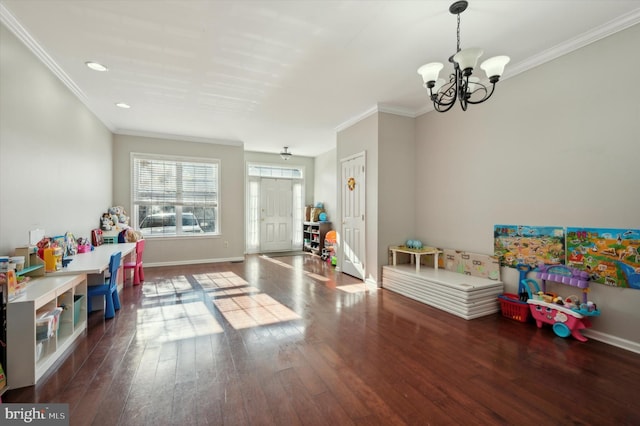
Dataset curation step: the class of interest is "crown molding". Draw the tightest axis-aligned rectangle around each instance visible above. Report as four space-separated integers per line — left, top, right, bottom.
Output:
334 105 378 133
506 7 640 79
115 129 244 147
335 103 417 133
377 104 416 118
0 4 116 132
0 4 84 100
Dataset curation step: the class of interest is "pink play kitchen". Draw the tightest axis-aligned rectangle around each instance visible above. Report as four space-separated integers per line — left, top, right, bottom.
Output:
499 265 600 341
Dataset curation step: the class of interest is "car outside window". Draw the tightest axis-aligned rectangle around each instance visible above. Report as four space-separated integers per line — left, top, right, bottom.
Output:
132 154 219 237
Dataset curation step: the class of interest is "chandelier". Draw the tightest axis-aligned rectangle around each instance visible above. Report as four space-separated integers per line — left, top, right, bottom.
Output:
417 1 509 112
280 146 292 160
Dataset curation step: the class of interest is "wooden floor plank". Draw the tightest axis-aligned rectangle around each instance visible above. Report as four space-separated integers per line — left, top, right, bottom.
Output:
3 253 639 426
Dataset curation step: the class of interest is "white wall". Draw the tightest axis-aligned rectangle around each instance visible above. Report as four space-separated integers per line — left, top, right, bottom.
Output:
113 134 245 265
415 23 640 346
0 24 112 254
378 112 416 279
314 149 337 223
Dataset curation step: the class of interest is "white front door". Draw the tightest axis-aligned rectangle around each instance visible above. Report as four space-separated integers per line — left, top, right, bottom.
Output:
260 178 293 252
341 153 365 280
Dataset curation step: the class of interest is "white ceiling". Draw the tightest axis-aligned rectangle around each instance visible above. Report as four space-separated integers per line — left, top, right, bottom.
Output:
2 1 640 157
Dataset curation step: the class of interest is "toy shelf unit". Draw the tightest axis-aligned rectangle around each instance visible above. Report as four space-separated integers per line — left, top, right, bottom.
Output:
7 274 87 389
303 222 331 255
524 265 600 342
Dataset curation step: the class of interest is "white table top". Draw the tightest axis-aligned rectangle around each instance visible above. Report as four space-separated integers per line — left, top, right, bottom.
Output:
9 274 86 309
49 243 136 275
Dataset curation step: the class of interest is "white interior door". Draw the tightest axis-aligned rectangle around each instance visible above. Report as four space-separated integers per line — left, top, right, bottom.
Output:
260 178 293 252
341 153 365 280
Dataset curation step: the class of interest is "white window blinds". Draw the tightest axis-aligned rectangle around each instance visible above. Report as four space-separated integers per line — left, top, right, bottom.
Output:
132 154 219 236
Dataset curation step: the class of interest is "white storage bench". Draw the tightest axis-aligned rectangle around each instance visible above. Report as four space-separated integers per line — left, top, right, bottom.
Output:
382 248 503 320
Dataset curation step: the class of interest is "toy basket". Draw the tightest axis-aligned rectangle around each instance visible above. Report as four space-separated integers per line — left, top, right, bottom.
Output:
498 293 530 323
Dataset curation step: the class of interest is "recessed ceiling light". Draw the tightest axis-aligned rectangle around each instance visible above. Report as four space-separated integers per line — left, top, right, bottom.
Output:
115 102 131 109
85 61 108 72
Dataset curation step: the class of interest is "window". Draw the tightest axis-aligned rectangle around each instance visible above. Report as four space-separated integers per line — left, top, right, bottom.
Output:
132 153 219 237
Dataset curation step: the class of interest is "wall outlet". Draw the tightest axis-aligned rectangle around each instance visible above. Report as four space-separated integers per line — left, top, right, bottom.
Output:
224 240 229 248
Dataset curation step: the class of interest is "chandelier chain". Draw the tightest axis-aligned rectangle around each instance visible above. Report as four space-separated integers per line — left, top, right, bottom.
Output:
456 13 461 53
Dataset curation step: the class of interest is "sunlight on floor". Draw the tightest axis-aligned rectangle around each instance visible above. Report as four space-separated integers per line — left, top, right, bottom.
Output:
142 276 195 296
194 271 250 288
337 283 369 293
140 271 304 334
135 301 224 342
213 293 301 329
260 255 330 282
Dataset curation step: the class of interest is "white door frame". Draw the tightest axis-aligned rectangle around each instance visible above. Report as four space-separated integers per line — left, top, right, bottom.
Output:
340 151 366 281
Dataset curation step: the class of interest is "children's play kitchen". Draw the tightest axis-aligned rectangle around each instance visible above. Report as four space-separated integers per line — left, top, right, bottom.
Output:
499 264 600 341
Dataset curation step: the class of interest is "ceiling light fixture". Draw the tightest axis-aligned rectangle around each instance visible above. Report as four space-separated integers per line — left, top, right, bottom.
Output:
417 1 509 112
280 146 292 160
115 102 131 109
85 61 108 72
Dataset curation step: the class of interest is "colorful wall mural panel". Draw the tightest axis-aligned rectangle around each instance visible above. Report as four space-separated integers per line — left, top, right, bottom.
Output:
567 227 640 289
494 225 565 269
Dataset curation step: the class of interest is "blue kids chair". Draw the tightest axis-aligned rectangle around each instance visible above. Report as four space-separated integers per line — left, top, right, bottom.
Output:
87 251 122 319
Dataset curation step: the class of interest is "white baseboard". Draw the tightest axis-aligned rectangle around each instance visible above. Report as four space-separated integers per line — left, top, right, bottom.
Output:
365 277 378 288
144 257 245 268
582 329 640 354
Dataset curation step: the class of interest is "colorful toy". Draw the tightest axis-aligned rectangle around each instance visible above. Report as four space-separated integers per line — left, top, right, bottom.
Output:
523 265 600 342
322 230 337 264
405 239 423 249
101 206 130 231
101 213 113 231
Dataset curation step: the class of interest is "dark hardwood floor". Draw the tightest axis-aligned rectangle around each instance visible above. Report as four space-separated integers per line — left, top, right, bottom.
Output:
4 253 640 425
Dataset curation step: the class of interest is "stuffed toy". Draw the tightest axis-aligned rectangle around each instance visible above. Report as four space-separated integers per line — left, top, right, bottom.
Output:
124 228 143 242
108 206 130 227
101 213 113 231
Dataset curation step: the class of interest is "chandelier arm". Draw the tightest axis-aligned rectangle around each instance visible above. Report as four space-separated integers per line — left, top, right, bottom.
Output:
436 86 457 106
456 70 469 111
431 74 458 112
458 95 468 111
466 82 496 105
434 100 458 113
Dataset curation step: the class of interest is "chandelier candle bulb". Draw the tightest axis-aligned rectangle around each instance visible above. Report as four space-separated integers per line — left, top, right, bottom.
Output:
452 47 484 74
418 62 444 86
480 55 511 82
